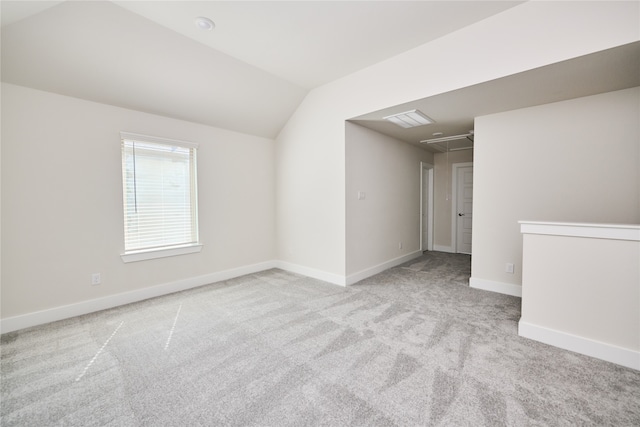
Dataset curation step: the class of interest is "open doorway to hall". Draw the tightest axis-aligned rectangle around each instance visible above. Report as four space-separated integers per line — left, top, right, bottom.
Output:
420 162 434 252
421 159 474 255
423 148 474 255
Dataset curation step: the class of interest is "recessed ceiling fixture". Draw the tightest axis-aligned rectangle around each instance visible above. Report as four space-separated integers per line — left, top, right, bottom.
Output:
420 132 474 144
194 16 215 31
383 109 434 128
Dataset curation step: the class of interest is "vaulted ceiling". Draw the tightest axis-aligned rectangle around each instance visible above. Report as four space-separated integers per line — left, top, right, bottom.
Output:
1 1 522 139
2 1 638 149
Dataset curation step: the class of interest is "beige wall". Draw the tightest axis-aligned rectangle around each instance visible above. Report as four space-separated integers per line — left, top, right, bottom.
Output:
521 233 639 352
433 149 474 251
472 87 640 291
519 222 640 369
1 83 276 319
276 1 639 278
345 123 433 276
274 90 347 276
3 1 639 324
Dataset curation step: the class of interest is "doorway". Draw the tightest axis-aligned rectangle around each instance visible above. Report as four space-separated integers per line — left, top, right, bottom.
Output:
452 162 473 254
420 162 434 252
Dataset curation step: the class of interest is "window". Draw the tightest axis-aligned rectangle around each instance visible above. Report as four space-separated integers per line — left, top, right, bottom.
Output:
120 132 201 262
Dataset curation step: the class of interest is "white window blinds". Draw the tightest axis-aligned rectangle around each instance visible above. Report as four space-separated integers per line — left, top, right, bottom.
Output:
121 133 199 253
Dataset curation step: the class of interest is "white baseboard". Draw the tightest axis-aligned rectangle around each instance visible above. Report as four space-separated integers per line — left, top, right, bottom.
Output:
1 253 429 334
273 261 347 286
469 277 522 297
519 320 640 371
345 250 423 286
433 245 455 253
0 261 277 334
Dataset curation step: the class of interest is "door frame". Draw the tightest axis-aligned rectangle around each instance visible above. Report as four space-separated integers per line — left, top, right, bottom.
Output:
451 162 473 253
420 162 434 252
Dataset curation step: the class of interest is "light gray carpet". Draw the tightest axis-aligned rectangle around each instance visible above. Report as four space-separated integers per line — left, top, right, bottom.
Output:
2 252 639 426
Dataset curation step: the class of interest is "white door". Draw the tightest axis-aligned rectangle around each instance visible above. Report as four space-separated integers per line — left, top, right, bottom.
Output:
456 166 473 254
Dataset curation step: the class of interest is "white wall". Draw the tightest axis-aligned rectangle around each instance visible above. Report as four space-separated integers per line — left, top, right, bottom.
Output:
275 1 639 279
472 87 640 294
274 90 347 278
519 222 640 369
3 1 639 326
522 233 639 351
345 123 433 277
1 83 276 320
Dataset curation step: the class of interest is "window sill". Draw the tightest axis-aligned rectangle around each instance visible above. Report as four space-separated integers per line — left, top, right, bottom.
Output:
121 244 203 263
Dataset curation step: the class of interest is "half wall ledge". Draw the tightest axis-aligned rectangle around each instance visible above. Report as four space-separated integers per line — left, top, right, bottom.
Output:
518 221 640 370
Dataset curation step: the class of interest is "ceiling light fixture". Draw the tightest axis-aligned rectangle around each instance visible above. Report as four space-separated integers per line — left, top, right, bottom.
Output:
420 133 474 144
383 109 434 128
194 16 215 31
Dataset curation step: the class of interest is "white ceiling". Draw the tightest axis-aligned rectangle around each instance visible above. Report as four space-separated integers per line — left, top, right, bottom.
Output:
112 1 523 89
1 1 306 139
0 1 63 27
0 0 522 139
350 41 640 151
2 1 637 148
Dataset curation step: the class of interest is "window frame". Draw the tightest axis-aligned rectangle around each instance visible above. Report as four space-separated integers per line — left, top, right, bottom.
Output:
119 131 202 263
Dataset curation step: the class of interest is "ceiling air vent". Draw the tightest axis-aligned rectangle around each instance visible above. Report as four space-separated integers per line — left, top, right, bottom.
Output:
383 109 434 128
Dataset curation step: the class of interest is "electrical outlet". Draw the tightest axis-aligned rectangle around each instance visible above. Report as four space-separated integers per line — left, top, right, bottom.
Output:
505 263 515 274
399 242 403 250
91 273 101 285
